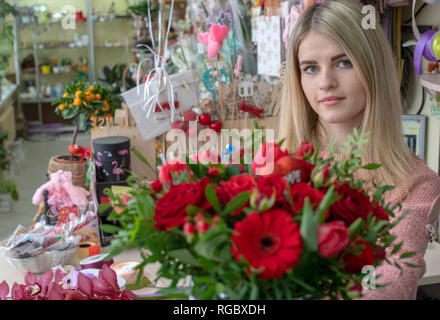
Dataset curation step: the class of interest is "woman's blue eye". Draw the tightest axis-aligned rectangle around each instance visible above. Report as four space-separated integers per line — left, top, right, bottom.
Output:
304 66 318 73
339 59 352 68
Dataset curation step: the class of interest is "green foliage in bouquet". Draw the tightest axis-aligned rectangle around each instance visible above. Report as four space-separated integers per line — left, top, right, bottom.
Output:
52 81 119 145
100 128 418 300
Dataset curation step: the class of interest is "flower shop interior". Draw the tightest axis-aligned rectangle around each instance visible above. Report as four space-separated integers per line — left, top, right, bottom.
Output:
1 0 440 301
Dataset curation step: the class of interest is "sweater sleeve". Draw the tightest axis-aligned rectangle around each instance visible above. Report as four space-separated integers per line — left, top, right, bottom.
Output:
360 161 440 300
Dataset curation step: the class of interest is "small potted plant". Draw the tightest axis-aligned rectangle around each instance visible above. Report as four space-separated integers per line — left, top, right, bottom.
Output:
0 130 19 213
49 81 119 188
61 57 72 73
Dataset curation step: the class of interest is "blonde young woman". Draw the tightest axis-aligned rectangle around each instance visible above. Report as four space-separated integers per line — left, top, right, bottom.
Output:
278 0 440 299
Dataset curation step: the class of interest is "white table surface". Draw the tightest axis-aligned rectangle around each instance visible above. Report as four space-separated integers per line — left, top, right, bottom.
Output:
1 242 439 297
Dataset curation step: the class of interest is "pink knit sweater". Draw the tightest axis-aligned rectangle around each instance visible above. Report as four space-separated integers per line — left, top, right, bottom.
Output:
320 151 440 300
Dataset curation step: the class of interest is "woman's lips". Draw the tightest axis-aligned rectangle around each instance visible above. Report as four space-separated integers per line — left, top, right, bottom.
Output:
320 98 345 106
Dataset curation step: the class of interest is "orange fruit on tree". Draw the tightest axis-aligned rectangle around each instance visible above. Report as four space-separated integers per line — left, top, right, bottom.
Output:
87 86 94 92
82 65 88 72
85 93 94 103
63 92 68 98
73 97 82 107
95 93 102 100
59 104 67 111
75 90 82 97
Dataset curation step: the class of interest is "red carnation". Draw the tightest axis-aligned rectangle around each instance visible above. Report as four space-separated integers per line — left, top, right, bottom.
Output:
217 174 256 215
158 159 193 186
290 182 326 214
252 142 288 176
154 182 203 230
231 210 303 280
343 239 376 273
255 174 289 210
329 183 376 225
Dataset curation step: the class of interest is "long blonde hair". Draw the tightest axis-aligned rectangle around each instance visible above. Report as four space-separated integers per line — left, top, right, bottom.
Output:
278 0 415 191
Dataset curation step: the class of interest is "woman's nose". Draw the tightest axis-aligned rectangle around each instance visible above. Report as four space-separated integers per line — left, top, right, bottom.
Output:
318 69 338 90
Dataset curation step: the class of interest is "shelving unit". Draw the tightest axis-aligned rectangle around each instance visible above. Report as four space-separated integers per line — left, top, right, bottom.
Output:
12 0 136 135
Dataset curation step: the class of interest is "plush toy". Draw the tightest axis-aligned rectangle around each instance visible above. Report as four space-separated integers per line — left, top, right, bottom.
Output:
32 170 89 216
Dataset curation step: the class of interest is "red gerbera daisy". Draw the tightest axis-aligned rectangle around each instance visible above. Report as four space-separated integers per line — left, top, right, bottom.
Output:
231 209 303 279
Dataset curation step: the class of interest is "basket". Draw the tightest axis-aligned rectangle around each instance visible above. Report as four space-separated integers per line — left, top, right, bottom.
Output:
48 155 89 189
6 245 79 274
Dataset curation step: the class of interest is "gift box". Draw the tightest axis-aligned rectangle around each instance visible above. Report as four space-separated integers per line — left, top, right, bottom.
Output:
93 136 131 183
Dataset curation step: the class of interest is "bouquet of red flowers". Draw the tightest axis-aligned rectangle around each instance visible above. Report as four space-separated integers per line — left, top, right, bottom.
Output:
101 129 417 300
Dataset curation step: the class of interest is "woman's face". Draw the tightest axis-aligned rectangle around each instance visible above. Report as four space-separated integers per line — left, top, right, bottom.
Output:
298 31 367 128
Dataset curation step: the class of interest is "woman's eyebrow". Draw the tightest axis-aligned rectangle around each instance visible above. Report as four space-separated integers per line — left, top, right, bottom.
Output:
299 53 347 66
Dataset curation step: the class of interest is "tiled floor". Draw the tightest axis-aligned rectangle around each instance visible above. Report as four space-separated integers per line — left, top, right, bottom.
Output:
0 132 90 240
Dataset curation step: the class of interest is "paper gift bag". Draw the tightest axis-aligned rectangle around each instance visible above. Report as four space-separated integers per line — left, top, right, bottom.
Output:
257 16 282 77
121 70 199 141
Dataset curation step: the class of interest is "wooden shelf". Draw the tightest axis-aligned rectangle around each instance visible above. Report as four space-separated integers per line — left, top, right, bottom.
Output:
420 73 440 92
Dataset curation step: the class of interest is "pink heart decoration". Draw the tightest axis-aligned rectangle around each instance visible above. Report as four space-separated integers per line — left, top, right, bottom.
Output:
207 39 221 59
197 32 209 46
210 24 229 43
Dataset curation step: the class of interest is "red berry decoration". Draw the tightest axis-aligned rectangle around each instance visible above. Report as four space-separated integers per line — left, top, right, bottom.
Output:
209 120 222 133
199 113 212 125
174 101 180 109
184 110 198 122
161 102 170 110
171 120 187 131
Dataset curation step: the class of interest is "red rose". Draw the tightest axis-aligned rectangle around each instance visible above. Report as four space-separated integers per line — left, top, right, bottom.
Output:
371 200 390 221
149 180 163 193
252 142 288 176
154 182 203 231
293 141 315 159
329 183 376 225
317 221 349 258
290 182 326 214
158 159 193 186
343 239 376 273
255 174 289 210
217 174 256 215
273 156 314 183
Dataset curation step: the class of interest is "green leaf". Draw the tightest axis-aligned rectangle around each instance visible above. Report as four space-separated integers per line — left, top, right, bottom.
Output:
99 203 112 213
205 184 221 214
300 198 318 252
100 224 122 234
362 163 382 170
404 262 422 268
348 218 364 239
316 184 336 224
193 225 231 262
168 249 202 267
400 251 417 259
224 164 241 179
221 191 250 216
131 147 157 178
277 138 285 148
391 242 403 255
